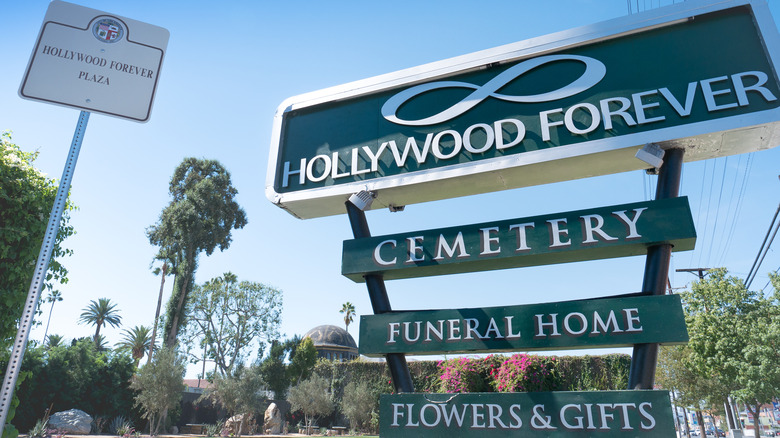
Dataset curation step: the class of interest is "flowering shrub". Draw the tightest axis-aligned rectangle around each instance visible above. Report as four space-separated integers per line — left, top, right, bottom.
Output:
490 354 558 392
437 357 484 393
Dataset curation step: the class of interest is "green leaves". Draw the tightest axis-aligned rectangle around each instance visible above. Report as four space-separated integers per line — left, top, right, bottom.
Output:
0 131 75 353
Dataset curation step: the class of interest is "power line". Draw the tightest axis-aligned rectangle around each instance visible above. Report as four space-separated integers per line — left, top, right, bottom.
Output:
745 203 780 289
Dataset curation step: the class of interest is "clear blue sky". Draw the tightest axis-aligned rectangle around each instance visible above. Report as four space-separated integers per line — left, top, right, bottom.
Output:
3 0 780 378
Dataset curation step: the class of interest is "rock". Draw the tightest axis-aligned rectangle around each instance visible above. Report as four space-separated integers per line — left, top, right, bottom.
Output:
263 403 282 435
48 409 92 435
225 414 252 435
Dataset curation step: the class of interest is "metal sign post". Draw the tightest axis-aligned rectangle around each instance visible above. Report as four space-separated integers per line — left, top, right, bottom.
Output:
628 148 684 389
346 196 414 394
0 111 90 434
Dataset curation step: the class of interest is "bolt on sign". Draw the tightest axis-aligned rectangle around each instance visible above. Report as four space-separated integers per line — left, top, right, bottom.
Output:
381 391 675 437
342 197 695 282
19 0 169 122
267 0 780 219
358 294 688 356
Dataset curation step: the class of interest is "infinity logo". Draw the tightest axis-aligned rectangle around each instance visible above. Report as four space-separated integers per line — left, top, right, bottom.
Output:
381 54 607 126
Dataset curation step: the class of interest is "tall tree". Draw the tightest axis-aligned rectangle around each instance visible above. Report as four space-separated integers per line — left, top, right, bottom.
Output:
182 272 282 375
147 158 247 348
116 325 153 368
42 290 63 344
147 261 170 365
340 302 355 332
78 298 122 347
0 132 74 353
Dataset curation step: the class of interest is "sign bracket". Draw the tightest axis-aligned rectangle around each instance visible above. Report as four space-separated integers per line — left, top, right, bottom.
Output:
628 147 684 390
346 197 415 393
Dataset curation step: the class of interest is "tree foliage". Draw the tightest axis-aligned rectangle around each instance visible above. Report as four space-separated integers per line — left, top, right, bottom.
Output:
680 268 780 436
339 302 355 333
147 158 247 348
116 325 153 368
78 297 122 347
288 375 334 433
9 339 137 432
201 366 265 437
288 337 317 386
0 131 74 353
131 347 186 435
341 380 375 432
182 272 282 376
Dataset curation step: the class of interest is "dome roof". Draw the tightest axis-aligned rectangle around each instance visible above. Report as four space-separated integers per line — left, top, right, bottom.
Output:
304 325 357 350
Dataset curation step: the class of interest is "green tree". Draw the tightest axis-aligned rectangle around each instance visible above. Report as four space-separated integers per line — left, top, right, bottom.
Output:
45 334 63 348
288 375 334 434
201 366 264 437
340 302 355 333
78 298 122 347
147 158 247 348
287 337 317 386
9 339 136 432
0 131 74 352
258 340 291 399
681 268 780 436
131 347 186 435
341 380 375 432
182 272 282 375
116 325 153 368
42 291 63 344
147 261 170 365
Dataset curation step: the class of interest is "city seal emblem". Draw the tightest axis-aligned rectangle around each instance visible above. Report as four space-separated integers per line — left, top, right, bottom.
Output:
92 17 124 43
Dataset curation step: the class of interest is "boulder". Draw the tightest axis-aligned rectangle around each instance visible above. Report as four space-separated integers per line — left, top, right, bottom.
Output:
263 403 282 435
48 409 92 435
225 414 252 435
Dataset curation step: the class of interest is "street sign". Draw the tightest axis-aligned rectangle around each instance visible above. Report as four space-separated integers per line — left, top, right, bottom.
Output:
19 0 169 122
358 295 688 356
342 197 695 282
267 0 780 219
380 390 675 437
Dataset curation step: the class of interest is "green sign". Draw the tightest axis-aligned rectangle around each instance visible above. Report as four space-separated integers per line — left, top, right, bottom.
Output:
381 390 675 437
267 1 780 218
342 197 695 282
359 294 687 357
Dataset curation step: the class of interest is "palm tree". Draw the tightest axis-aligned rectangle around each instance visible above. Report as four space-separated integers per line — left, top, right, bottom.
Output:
46 334 63 348
78 297 122 347
340 302 356 333
148 261 170 365
43 290 63 343
116 325 153 367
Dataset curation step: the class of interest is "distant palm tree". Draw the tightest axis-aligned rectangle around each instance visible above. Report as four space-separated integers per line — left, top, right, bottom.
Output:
340 302 356 333
43 290 63 343
46 334 63 348
94 334 110 352
116 325 153 367
78 297 122 347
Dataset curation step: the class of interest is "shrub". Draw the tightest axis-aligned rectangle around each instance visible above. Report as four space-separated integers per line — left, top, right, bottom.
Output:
490 354 558 392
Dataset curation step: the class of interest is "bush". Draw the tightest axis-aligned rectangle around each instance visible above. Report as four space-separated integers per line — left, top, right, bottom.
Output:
340 381 375 431
9 339 137 432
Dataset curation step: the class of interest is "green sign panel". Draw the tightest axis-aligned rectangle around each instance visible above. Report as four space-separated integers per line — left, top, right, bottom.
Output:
267 1 780 218
359 294 687 357
342 197 695 282
381 390 675 437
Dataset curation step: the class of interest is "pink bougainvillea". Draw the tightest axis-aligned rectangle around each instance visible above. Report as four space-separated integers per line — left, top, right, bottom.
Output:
490 354 558 393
